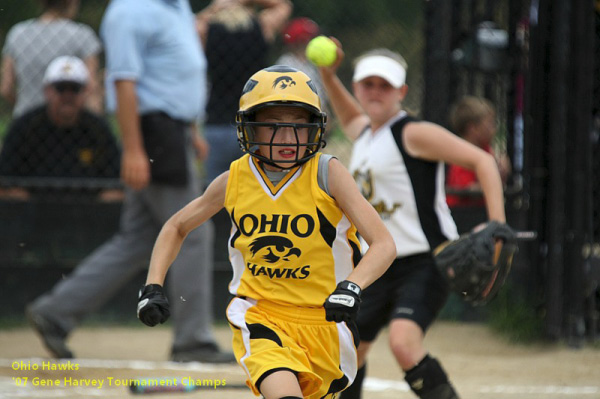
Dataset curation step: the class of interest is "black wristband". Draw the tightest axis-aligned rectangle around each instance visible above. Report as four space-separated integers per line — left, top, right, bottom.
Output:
139 284 163 298
338 280 362 297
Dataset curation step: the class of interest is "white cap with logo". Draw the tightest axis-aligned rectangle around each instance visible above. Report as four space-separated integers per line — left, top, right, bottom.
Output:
43 56 89 86
352 55 406 88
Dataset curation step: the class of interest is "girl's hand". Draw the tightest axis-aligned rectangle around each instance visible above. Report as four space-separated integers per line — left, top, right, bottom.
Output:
319 37 345 76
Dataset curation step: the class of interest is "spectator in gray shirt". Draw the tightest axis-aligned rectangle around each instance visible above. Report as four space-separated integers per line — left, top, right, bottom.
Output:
0 0 102 117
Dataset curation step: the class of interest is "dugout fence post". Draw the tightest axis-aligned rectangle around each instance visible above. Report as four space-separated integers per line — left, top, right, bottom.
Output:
501 0 530 300
543 0 570 341
564 0 596 346
523 0 551 328
592 2 600 341
423 0 454 126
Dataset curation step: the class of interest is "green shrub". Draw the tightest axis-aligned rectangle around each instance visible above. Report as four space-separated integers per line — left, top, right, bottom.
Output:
486 284 544 343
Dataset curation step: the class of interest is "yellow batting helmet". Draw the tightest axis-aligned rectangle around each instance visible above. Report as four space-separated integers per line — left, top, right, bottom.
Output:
236 65 326 168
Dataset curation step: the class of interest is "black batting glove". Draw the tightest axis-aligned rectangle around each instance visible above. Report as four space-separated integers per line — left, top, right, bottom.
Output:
137 284 170 327
324 280 362 323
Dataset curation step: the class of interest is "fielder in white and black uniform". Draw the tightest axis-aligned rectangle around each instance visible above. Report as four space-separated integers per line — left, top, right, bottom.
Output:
320 44 508 399
348 111 459 398
350 110 458 259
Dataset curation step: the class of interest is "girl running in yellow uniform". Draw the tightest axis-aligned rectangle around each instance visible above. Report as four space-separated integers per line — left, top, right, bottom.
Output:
137 65 396 399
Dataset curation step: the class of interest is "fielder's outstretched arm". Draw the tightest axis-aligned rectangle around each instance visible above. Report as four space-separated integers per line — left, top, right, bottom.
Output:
402 121 506 223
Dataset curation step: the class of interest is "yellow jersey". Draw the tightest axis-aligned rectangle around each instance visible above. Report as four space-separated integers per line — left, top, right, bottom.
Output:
224 153 361 307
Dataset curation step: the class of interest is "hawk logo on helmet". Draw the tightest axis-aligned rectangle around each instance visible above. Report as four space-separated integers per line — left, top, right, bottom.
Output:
272 76 296 90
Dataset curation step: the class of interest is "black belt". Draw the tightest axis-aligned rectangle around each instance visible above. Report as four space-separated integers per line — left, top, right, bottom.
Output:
141 111 190 127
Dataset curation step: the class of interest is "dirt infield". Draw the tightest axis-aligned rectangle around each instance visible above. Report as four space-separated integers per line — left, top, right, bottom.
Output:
0 321 599 399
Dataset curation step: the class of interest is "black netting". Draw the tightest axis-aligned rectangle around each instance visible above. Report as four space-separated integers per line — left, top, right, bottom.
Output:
0 0 427 197
593 10 600 246
1 1 118 203
425 0 599 341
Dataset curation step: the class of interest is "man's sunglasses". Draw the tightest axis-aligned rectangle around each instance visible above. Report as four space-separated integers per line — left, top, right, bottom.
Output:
53 82 84 94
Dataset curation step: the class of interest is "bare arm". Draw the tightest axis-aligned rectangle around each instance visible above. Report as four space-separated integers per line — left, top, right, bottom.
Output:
403 121 506 222
115 79 150 190
327 158 396 289
195 2 218 46
146 171 229 285
251 0 292 42
318 38 370 141
0 56 16 106
0 187 30 201
191 123 209 161
83 54 103 113
196 0 291 46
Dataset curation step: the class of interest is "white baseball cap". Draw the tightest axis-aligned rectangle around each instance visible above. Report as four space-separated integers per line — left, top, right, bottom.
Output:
43 56 89 86
352 55 406 88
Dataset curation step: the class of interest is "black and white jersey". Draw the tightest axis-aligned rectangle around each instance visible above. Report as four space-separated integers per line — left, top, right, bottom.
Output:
348 111 458 258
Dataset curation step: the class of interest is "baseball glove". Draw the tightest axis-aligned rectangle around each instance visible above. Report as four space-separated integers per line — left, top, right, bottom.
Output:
434 221 518 306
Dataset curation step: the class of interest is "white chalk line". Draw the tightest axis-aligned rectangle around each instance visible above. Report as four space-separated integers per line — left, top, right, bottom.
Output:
364 378 599 395
479 385 600 395
1 378 598 397
364 377 410 392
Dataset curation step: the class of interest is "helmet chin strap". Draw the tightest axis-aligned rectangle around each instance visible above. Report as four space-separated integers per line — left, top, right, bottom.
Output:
261 160 299 171
259 155 308 171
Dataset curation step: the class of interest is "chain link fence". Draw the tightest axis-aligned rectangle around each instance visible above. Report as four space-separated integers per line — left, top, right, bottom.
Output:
0 0 425 247
2 0 598 339
0 0 430 319
0 0 426 183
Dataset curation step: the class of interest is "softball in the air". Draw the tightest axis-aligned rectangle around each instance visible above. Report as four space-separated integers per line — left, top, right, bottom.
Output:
305 36 337 67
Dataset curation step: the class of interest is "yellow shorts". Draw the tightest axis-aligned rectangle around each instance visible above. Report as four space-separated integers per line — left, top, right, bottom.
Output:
226 297 359 399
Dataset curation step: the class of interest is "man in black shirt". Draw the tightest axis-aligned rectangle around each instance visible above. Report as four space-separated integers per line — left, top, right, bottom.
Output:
0 56 120 200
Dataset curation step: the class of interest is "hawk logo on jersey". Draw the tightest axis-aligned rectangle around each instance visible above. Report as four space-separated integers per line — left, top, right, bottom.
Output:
353 169 373 201
235 213 314 279
371 200 402 219
353 169 401 219
248 236 302 264
245 235 309 279
272 76 296 90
